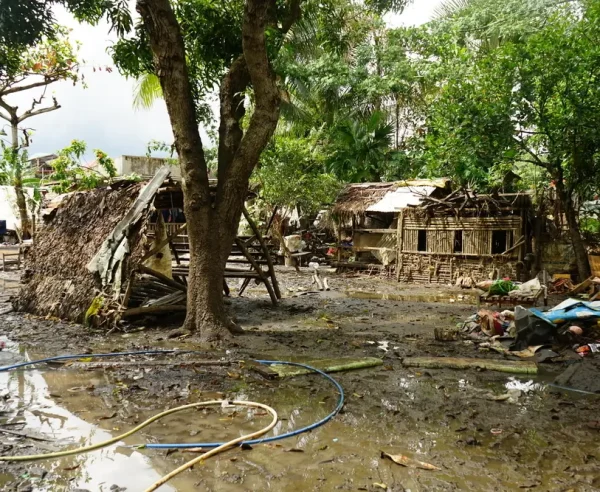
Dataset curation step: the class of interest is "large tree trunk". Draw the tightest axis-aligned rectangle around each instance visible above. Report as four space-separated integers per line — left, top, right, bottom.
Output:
138 0 284 343
555 177 591 281
183 208 237 341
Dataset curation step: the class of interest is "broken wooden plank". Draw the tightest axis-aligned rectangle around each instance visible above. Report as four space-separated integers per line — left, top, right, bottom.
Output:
569 276 594 295
268 357 383 378
402 356 537 375
241 360 279 380
139 264 187 292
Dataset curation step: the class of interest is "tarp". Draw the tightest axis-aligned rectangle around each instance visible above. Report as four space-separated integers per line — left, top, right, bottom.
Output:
366 186 436 212
530 298 600 324
0 186 35 231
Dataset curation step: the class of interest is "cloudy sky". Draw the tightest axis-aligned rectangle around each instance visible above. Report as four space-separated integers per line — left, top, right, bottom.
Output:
4 0 441 161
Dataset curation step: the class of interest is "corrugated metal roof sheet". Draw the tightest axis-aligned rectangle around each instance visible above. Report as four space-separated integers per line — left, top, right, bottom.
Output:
366 186 435 213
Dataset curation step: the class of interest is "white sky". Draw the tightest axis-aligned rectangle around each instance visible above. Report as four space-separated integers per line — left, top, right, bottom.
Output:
4 0 442 160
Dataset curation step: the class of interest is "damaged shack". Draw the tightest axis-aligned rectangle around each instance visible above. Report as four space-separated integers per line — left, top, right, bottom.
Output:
332 180 533 284
18 168 280 325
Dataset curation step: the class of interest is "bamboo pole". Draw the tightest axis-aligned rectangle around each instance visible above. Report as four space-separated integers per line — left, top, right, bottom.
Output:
396 209 404 282
402 357 537 375
269 357 383 377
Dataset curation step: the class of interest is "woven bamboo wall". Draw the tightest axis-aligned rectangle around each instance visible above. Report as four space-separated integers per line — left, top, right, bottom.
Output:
402 215 522 257
396 253 518 283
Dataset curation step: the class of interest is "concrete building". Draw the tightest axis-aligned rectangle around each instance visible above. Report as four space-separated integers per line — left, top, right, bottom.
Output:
114 155 180 180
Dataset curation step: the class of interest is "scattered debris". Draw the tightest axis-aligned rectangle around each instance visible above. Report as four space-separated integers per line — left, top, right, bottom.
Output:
381 451 441 470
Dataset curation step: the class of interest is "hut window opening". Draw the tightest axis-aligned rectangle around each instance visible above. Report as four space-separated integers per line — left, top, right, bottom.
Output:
417 230 427 252
453 230 463 253
491 230 508 254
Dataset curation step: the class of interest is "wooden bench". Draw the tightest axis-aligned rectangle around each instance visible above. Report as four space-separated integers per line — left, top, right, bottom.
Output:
0 248 22 271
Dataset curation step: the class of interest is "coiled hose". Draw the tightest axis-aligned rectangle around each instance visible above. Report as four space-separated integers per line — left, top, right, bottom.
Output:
0 351 345 491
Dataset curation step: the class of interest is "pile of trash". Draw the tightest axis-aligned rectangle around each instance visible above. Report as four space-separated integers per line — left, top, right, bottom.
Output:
455 298 600 359
462 309 516 338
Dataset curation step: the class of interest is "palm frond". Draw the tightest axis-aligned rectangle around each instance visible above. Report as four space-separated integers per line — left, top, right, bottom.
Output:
432 0 471 19
133 73 163 110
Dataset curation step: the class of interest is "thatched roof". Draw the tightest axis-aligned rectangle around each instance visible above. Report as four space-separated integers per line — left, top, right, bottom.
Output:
17 182 143 322
332 179 451 216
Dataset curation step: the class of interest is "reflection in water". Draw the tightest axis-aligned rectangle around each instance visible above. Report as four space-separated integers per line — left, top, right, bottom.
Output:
0 362 178 491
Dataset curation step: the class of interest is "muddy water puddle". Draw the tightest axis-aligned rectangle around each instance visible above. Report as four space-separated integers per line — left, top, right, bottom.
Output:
345 289 478 304
2 343 599 491
0 345 197 491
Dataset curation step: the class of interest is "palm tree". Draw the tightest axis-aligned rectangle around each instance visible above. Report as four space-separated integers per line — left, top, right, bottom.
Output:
327 111 393 182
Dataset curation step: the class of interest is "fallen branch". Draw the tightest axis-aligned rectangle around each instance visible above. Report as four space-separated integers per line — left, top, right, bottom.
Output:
402 356 537 375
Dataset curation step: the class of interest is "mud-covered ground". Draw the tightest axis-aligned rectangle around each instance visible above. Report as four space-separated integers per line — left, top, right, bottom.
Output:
1 268 599 492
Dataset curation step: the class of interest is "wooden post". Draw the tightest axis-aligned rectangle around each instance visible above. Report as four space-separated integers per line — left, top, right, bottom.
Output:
140 223 187 263
396 209 404 281
241 207 281 300
121 272 135 309
337 223 342 263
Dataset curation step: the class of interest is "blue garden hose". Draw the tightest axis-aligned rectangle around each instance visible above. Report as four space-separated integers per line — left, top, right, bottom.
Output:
0 351 345 449
143 359 344 449
0 349 184 372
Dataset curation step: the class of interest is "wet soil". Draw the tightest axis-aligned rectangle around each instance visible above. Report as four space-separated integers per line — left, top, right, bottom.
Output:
1 268 600 491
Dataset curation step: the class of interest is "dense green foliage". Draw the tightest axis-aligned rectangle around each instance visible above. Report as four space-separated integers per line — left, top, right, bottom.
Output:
50 140 118 193
255 135 340 213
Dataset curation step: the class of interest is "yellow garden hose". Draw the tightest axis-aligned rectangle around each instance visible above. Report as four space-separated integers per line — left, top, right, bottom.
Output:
145 400 278 491
0 400 278 491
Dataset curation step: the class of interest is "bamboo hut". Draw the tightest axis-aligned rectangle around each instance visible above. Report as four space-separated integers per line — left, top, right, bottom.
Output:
331 180 533 284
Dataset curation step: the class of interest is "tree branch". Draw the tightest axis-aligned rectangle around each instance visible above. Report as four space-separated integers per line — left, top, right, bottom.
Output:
512 136 549 169
0 98 17 122
2 75 61 96
217 0 282 221
217 56 249 181
136 0 210 207
0 110 11 122
280 0 302 35
18 97 60 123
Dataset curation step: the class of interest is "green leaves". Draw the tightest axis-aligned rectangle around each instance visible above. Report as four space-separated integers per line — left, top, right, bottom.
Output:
50 140 117 193
255 135 341 214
